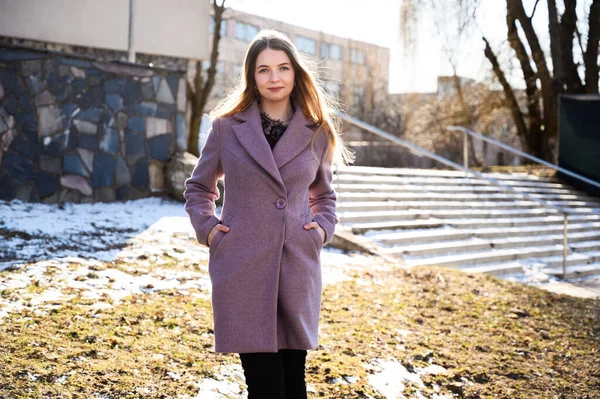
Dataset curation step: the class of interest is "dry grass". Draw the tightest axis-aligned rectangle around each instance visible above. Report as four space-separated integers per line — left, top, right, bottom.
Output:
1 258 599 398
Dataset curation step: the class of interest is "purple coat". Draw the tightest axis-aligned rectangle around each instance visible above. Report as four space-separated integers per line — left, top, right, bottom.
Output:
183 101 338 353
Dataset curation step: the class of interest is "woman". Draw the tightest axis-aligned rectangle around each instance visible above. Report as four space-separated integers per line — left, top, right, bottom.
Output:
183 29 352 398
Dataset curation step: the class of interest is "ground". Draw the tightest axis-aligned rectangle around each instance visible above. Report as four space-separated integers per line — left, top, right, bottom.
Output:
1 198 599 398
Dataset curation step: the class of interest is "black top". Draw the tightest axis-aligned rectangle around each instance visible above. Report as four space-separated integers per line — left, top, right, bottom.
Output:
260 110 290 149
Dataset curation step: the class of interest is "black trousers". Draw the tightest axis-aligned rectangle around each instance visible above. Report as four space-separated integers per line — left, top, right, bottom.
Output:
239 349 308 399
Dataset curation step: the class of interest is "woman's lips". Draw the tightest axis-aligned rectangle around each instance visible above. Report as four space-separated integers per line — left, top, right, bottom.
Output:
268 87 284 92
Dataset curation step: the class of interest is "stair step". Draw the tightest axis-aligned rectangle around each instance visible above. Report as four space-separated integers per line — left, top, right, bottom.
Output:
338 210 424 223
337 200 545 211
369 228 472 245
542 263 600 279
489 231 600 250
471 224 600 240
337 191 600 205
441 214 600 229
334 174 567 190
403 245 566 268
346 214 600 233
381 238 491 257
340 208 559 223
350 219 446 233
462 262 525 276
571 241 600 252
335 166 560 183
333 183 580 196
582 250 600 262
520 252 593 268
369 224 600 246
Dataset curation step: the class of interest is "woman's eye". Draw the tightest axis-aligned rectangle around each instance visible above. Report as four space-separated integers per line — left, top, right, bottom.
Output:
281 66 289 71
259 68 268 73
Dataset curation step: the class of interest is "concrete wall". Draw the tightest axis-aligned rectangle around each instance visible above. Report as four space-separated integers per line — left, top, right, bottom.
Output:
0 0 210 60
134 0 210 60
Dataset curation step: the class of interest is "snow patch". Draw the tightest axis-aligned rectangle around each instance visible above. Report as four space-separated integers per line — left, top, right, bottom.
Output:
366 358 450 399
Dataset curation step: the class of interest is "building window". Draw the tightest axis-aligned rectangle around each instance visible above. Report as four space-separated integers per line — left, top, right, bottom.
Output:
235 21 259 42
320 42 329 59
351 48 365 64
209 16 227 36
295 36 316 55
330 44 342 60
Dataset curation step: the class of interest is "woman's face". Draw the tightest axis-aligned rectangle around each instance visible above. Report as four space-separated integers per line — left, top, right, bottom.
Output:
253 48 295 105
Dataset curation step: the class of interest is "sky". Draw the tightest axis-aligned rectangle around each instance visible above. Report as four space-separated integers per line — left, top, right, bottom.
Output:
225 0 593 94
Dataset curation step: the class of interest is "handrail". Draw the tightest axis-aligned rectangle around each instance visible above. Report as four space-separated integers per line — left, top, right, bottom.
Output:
338 112 600 279
447 125 600 190
340 113 568 214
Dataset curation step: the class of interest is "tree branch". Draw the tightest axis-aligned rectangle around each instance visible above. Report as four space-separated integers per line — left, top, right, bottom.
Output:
507 8 541 131
200 0 226 111
530 0 541 19
482 36 529 151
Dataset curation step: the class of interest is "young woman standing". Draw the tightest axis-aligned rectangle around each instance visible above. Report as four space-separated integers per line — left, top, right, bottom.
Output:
184 29 352 398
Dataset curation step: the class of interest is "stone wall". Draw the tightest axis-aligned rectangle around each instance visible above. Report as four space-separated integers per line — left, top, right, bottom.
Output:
0 46 187 203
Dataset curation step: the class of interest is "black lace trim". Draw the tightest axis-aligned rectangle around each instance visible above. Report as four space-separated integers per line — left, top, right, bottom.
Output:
260 111 289 141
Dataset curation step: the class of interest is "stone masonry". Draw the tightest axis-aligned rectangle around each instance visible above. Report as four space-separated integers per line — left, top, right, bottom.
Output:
0 46 187 203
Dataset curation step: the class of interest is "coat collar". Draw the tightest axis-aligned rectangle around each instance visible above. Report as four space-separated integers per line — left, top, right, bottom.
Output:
231 100 317 186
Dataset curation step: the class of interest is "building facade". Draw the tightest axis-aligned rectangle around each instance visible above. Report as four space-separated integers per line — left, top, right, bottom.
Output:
204 8 390 115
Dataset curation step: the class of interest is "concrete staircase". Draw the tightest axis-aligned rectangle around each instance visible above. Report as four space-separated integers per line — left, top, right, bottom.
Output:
334 166 600 280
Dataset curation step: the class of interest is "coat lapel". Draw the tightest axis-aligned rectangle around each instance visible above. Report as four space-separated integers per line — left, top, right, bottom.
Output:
232 102 284 186
231 101 318 186
272 101 317 169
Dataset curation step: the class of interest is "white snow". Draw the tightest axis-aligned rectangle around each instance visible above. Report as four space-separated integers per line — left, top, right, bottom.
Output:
0 198 365 324
0 198 481 398
192 364 246 399
366 358 451 399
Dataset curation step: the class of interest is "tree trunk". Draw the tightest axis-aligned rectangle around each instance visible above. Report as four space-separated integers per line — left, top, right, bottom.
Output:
584 0 600 93
187 0 226 156
483 36 529 154
507 0 555 160
560 0 583 93
506 8 544 159
188 60 204 157
547 0 564 91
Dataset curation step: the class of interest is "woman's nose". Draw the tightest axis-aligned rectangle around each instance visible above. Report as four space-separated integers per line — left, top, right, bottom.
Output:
270 72 280 82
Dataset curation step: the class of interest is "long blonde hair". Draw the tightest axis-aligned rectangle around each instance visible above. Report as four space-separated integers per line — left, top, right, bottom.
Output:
210 29 353 165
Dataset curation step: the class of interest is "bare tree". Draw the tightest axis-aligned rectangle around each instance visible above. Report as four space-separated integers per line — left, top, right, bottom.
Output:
187 0 226 157
401 0 600 161
399 80 511 167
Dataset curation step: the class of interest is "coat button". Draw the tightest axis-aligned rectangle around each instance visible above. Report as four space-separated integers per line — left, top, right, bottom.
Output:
275 198 286 209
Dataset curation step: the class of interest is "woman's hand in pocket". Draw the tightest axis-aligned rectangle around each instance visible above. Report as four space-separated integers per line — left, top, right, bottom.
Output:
208 223 230 246
303 221 325 243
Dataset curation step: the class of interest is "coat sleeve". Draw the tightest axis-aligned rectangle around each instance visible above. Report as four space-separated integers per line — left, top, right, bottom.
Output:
183 118 223 247
309 138 339 245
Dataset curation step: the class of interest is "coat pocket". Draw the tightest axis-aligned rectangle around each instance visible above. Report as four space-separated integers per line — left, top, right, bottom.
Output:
209 230 226 256
209 214 233 257
307 226 323 250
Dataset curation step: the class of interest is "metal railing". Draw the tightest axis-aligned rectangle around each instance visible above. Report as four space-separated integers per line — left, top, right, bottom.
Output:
447 126 600 190
340 113 600 279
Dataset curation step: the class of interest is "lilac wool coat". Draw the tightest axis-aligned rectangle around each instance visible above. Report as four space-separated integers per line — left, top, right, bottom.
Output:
183 101 338 354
